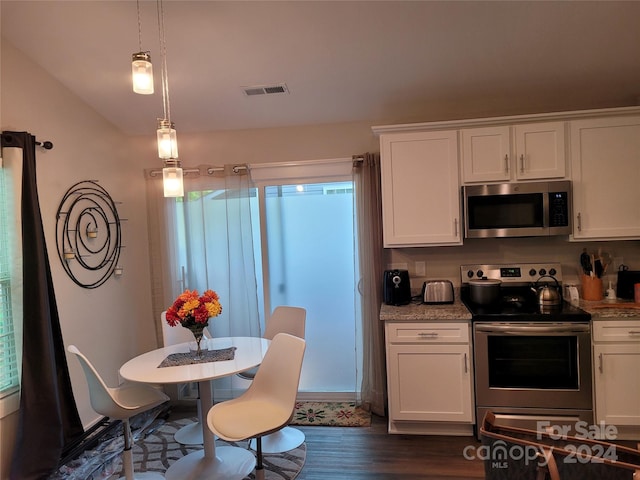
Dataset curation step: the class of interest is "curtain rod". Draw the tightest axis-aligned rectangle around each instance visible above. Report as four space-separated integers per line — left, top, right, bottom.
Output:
36 140 54 150
1 132 54 150
147 165 247 177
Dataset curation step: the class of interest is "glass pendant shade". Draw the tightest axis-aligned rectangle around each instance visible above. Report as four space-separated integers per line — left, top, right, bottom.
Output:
132 52 154 94
163 166 184 197
157 120 178 159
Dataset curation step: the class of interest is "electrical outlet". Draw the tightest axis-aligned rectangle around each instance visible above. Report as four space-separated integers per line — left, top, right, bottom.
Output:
415 261 426 277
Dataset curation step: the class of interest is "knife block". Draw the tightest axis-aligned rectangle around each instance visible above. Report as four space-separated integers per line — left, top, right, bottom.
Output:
581 275 603 301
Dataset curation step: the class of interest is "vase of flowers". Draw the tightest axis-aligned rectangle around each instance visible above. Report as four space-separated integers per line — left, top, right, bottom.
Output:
165 289 222 357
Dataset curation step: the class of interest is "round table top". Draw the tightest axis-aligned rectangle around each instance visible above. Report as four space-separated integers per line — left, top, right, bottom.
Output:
119 336 270 385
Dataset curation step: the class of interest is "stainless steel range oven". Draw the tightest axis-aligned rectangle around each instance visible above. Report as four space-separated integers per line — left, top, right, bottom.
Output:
461 263 593 435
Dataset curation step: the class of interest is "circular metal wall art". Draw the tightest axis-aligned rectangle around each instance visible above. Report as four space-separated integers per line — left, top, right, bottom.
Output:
56 180 123 289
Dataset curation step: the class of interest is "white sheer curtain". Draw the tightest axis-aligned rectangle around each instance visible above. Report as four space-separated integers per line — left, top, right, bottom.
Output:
145 165 261 346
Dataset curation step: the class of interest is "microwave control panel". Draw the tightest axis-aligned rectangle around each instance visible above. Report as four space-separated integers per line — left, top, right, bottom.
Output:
549 191 569 227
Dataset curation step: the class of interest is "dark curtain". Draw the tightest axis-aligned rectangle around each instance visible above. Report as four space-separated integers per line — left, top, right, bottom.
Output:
2 132 83 480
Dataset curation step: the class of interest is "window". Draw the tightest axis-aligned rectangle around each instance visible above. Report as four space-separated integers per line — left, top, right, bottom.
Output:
0 164 20 404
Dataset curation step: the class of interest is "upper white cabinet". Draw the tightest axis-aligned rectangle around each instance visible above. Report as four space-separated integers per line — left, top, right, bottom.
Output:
461 122 566 183
570 115 640 240
380 130 462 247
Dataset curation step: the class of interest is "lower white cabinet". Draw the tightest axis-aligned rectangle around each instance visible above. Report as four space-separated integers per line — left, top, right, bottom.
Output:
385 321 474 435
592 320 640 439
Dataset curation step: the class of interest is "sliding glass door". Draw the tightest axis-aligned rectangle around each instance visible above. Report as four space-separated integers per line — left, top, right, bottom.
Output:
261 182 359 393
170 163 361 398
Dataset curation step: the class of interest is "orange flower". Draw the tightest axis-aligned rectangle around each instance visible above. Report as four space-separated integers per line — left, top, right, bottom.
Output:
165 289 222 328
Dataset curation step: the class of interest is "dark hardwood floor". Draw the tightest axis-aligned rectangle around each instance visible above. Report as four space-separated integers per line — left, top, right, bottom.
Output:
167 405 485 479
294 414 485 479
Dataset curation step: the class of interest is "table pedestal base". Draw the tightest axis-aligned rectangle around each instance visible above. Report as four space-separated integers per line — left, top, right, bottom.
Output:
164 446 255 480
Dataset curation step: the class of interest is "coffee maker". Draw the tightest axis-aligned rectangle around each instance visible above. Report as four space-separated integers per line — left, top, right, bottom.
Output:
383 269 411 306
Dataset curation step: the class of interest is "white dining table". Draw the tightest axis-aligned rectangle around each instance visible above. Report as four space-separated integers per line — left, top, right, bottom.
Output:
119 336 270 480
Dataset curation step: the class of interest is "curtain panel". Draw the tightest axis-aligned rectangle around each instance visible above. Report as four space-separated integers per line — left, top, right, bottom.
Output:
353 153 386 417
145 165 261 346
2 132 83 479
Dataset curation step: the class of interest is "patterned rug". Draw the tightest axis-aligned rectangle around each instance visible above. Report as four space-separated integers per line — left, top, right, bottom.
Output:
290 401 371 427
50 416 305 480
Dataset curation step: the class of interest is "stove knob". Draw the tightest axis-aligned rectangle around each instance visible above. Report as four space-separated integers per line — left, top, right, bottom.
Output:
549 268 557 276
529 268 537 277
476 270 484 278
467 270 474 278
539 268 547 276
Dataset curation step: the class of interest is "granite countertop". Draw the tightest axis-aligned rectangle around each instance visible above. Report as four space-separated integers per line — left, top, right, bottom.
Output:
380 295 472 322
578 299 640 320
380 295 640 322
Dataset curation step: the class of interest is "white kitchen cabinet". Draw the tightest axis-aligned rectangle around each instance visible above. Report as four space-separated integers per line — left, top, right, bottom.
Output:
380 130 461 247
461 122 566 183
385 321 474 435
570 115 640 240
592 320 640 439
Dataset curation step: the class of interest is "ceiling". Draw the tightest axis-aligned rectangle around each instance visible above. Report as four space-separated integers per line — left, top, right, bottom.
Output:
2 1 640 137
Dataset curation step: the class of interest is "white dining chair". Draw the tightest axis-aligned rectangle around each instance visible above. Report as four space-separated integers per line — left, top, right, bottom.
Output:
238 306 306 453
160 311 204 445
67 345 169 480
207 333 306 480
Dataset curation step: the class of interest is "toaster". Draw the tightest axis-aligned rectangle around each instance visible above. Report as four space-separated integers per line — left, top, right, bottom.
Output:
422 280 454 304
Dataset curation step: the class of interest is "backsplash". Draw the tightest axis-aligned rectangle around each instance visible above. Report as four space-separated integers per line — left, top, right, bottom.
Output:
385 237 640 291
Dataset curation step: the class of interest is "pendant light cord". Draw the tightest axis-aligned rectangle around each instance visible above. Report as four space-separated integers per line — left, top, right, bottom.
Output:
157 0 171 123
136 0 143 52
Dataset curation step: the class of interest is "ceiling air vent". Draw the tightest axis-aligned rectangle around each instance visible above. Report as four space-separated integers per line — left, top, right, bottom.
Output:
242 83 289 96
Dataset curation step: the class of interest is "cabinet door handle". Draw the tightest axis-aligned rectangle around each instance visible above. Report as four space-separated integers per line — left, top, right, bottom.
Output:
464 353 468 373
454 218 459 237
577 212 582 231
629 331 640 336
504 154 509 174
520 154 525 173
598 353 603 373
417 332 438 338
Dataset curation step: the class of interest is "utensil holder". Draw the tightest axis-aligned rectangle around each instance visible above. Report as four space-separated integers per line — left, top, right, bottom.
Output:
581 275 603 301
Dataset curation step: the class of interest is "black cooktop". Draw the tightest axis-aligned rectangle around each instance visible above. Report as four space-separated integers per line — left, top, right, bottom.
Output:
460 286 591 322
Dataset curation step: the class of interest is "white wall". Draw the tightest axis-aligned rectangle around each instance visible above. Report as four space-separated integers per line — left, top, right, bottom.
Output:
0 39 158 478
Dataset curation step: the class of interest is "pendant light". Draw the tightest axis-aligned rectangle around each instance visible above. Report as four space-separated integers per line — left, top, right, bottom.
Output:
156 0 182 197
162 160 184 197
132 0 153 94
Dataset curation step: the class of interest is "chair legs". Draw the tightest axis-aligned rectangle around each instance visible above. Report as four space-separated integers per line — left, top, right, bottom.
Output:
254 437 265 480
119 418 164 480
174 390 204 445
248 426 305 453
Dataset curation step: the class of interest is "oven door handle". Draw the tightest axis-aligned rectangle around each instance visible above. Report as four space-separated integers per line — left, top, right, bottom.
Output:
475 324 590 334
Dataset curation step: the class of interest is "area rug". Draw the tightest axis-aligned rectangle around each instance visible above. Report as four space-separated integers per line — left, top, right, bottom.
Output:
50 416 305 480
290 401 371 427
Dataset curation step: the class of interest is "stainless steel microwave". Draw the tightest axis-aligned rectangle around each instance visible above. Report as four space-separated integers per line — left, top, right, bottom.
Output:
463 180 572 238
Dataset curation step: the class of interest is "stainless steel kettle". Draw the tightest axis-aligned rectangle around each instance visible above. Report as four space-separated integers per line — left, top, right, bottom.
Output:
531 275 563 307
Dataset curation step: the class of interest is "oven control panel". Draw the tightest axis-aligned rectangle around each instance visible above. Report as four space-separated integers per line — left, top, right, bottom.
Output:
460 263 563 285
